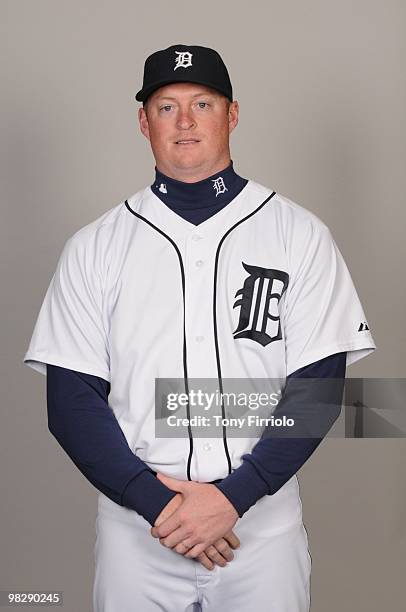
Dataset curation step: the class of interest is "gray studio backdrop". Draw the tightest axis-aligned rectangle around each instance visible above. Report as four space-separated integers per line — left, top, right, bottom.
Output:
2 1 405 611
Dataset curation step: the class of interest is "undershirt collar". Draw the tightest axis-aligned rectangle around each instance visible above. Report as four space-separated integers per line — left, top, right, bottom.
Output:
151 160 248 225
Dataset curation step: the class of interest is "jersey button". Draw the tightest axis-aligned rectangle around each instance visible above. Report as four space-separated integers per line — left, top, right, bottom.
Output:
203 443 212 451
192 234 202 241
195 335 204 342
195 259 204 267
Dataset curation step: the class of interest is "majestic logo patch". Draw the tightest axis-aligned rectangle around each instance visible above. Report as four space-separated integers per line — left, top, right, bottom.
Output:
174 51 193 70
212 176 228 197
358 321 370 331
158 183 167 194
233 263 289 347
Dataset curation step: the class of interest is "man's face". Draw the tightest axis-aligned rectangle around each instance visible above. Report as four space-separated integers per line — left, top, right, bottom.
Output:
138 82 239 181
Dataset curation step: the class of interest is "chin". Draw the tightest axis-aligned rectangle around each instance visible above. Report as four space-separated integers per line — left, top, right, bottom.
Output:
173 155 205 169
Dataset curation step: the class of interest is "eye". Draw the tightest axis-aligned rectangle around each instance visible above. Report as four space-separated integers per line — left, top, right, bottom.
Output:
197 101 209 109
160 105 173 112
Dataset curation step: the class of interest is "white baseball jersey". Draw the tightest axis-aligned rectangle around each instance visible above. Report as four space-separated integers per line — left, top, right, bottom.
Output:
23 179 376 536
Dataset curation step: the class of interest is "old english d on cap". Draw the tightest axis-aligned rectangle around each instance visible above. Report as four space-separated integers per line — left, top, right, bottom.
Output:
135 44 233 103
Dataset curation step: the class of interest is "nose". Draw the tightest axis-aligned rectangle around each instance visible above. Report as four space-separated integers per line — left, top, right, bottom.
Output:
176 106 196 130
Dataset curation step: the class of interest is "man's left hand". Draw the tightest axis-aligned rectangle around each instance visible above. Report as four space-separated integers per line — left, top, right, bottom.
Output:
150 473 239 559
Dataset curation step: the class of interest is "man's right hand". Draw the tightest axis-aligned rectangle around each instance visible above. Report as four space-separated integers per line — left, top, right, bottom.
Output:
154 493 240 570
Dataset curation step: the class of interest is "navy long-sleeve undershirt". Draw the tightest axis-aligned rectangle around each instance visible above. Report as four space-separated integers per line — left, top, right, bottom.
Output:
214 352 347 516
46 365 177 526
46 352 346 526
45 163 347 525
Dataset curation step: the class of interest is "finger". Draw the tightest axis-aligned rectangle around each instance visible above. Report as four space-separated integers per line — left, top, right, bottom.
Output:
205 545 228 567
151 512 183 538
212 539 234 562
223 530 241 549
154 512 170 528
156 473 186 493
174 539 195 555
196 552 214 571
159 527 190 549
185 542 206 559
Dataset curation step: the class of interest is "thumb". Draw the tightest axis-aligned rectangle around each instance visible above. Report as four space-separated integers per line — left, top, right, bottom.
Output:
156 473 187 493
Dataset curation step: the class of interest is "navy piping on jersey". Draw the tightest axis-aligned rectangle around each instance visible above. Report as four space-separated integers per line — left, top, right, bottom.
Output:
212 191 277 474
125 191 277 480
124 200 194 480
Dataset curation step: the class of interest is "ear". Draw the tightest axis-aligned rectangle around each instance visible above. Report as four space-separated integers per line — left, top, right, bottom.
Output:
138 106 151 141
228 100 239 134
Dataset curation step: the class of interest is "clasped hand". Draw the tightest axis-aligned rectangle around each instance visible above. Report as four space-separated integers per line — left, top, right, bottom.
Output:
150 473 240 570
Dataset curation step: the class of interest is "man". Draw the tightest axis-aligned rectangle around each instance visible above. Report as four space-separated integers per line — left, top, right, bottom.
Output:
23 44 376 611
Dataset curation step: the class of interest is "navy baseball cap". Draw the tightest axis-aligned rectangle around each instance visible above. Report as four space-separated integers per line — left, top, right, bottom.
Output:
135 44 233 104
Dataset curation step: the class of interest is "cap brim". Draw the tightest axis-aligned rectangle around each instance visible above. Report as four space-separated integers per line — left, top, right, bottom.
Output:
135 77 231 102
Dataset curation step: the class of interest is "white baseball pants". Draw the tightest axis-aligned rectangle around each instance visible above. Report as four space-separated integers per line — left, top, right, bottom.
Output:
93 494 311 612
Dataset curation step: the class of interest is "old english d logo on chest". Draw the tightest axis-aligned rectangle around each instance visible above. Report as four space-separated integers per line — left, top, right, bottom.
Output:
233 263 289 346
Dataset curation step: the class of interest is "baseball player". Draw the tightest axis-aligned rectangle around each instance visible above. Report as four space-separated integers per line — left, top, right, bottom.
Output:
23 44 376 611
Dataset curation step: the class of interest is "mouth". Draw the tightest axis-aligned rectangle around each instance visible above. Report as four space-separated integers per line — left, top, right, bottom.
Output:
175 139 200 145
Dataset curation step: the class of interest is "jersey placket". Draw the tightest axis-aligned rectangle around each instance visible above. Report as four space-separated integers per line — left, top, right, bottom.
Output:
142 184 278 483
183 225 229 483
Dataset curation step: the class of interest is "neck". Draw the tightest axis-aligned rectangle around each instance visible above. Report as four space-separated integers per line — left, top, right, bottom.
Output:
150 159 249 225
155 157 232 183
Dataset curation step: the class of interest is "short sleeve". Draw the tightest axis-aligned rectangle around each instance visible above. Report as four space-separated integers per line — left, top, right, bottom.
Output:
282 217 376 376
23 230 111 381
